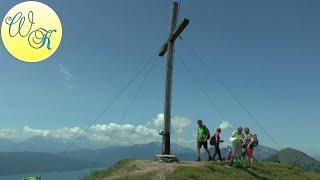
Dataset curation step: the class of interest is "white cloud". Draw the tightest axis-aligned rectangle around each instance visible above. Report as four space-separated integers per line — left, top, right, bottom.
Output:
4 123 160 145
135 125 158 137
88 123 159 145
219 121 232 130
90 123 135 133
0 114 194 149
20 122 160 145
22 126 86 143
89 134 111 143
153 114 163 128
58 64 72 80
153 113 191 133
58 64 72 88
23 126 51 136
52 127 86 140
0 129 18 140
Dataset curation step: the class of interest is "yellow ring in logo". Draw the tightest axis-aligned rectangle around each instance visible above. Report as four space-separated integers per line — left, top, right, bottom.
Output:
1 1 62 63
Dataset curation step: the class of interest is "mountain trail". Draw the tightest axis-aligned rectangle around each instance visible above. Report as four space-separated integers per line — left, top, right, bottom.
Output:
104 160 212 180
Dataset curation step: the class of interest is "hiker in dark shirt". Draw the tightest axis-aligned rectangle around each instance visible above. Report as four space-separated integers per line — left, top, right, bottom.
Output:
212 128 223 161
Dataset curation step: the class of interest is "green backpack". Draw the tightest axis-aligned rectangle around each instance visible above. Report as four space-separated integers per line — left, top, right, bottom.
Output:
233 157 243 168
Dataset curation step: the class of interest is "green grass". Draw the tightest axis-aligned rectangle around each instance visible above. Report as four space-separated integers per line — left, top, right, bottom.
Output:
171 162 320 180
84 160 320 180
83 159 135 180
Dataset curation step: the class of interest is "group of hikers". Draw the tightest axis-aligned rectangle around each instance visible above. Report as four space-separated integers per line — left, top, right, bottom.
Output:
196 120 258 168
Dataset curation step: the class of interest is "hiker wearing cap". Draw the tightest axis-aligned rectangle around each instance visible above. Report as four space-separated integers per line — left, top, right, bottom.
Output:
211 128 223 161
243 127 250 141
196 120 211 161
230 127 244 165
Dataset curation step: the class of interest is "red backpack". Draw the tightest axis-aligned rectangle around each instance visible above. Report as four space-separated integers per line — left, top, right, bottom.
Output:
210 133 218 145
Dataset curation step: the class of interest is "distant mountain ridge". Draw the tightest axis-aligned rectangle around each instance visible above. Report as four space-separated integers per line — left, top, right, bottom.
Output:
264 148 320 173
1 137 319 162
0 137 82 153
62 142 195 167
315 155 320 161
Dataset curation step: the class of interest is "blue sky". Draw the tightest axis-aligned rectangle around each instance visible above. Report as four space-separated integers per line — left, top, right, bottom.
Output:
0 0 320 156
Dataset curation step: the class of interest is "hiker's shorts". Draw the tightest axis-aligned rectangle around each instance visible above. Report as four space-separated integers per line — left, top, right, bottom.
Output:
246 147 253 159
197 140 208 149
232 144 242 157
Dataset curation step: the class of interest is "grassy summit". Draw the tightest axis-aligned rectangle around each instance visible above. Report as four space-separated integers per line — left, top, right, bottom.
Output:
84 159 320 180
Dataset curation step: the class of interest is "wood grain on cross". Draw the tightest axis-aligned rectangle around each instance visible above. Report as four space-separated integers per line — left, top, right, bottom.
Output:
158 2 189 156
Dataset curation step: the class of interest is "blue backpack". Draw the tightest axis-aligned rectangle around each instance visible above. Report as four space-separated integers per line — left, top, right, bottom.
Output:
252 134 259 147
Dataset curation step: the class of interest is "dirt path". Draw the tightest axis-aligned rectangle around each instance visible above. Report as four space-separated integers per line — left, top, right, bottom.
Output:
104 160 215 180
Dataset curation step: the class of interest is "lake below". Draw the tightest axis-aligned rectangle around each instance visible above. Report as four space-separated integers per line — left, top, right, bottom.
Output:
0 167 104 180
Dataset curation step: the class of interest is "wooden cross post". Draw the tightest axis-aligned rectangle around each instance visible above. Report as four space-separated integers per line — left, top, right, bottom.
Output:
158 2 189 157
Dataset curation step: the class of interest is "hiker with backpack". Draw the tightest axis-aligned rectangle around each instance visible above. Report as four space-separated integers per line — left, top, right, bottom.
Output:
245 133 256 168
229 127 244 166
196 120 212 161
243 127 250 157
210 128 224 161
243 129 258 168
